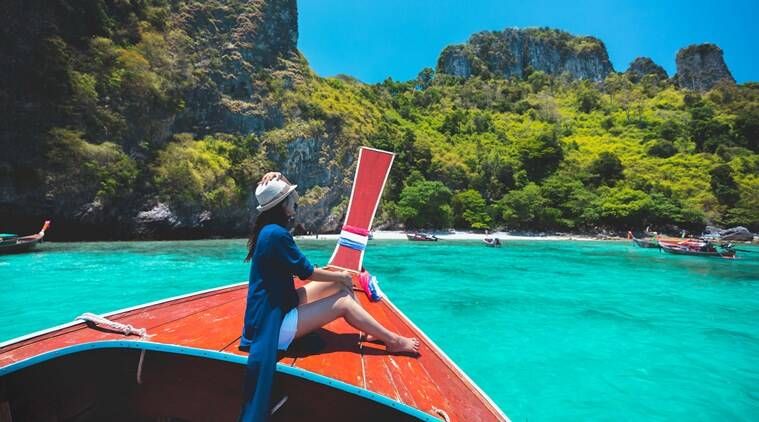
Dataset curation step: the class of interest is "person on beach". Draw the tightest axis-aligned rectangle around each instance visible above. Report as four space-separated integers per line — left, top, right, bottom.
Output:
239 171 419 421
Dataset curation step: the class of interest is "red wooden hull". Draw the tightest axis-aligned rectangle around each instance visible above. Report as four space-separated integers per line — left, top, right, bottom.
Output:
0 282 508 421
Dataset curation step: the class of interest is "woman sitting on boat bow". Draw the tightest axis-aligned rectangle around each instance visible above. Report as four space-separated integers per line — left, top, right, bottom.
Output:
240 172 419 421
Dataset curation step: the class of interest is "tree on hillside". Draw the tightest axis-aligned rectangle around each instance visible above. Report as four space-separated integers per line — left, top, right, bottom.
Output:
576 81 602 113
588 152 624 186
733 105 759 152
45 128 138 210
153 134 238 212
617 85 644 123
416 67 435 90
452 189 492 229
496 183 560 229
687 101 732 152
591 186 654 227
397 179 453 228
658 120 682 142
519 130 563 181
440 108 468 135
647 140 677 158
528 70 550 93
374 127 433 199
603 73 631 108
710 164 740 207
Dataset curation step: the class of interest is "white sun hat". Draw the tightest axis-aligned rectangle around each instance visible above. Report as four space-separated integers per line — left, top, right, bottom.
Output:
255 177 298 212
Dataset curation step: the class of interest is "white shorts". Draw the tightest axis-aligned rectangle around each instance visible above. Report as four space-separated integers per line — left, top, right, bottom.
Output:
278 308 298 350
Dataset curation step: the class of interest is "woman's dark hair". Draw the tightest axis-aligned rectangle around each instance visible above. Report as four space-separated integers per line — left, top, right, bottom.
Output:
244 201 290 262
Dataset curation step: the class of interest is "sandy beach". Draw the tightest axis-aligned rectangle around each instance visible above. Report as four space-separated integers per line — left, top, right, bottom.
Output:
296 230 616 241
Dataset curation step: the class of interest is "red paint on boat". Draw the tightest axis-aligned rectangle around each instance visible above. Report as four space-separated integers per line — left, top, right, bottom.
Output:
1 148 508 421
328 147 394 272
0 281 507 421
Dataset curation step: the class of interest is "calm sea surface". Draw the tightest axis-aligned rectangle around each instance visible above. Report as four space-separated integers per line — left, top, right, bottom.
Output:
1 239 758 421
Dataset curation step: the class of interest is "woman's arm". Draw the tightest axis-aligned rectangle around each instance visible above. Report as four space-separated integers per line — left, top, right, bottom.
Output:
306 267 352 289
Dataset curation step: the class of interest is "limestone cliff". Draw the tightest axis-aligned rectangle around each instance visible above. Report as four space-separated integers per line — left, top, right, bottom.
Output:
1 2 752 239
625 57 668 83
674 44 735 91
0 0 311 239
171 0 303 136
437 28 613 81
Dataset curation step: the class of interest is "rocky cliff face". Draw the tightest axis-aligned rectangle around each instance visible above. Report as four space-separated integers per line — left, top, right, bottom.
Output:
625 57 668 83
0 0 313 239
437 28 614 81
172 0 302 136
1 3 748 239
674 44 735 91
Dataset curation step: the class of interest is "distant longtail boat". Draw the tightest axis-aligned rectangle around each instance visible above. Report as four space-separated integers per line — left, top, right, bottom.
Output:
658 238 736 258
631 237 659 248
0 149 507 421
406 232 439 241
0 221 50 255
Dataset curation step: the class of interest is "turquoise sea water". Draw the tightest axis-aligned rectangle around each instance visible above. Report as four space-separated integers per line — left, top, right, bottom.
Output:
1 239 758 421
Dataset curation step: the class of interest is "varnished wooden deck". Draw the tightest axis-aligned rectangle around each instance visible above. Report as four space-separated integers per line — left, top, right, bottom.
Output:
0 282 507 421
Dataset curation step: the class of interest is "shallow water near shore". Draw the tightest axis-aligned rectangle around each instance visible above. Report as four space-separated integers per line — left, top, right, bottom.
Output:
1 239 758 420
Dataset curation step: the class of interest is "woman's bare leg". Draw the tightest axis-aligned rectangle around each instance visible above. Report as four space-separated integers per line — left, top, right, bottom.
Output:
293 290 419 354
298 281 382 343
296 281 345 305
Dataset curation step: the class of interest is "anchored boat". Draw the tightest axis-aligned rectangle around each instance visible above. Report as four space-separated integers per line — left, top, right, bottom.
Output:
406 232 439 242
483 238 502 248
0 148 507 421
0 221 50 255
631 237 659 248
658 239 736 258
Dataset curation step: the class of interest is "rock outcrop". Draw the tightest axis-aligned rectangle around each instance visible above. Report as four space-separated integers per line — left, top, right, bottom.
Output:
625 57 668 83
674 44 735 91
437 28 613 81
0 0 315 239
172 0 302 136
1 3 750 239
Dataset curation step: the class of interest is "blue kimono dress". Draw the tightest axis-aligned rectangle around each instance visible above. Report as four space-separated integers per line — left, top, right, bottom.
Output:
239 224 314 421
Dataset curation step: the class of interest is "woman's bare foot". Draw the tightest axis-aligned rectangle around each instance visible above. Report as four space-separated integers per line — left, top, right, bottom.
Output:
386 335 420 355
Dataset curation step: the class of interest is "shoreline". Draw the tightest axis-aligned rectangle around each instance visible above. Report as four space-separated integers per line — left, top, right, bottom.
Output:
34 231 756 244
295 230 625 242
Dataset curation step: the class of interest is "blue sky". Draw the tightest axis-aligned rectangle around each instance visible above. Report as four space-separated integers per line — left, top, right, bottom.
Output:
298 0 758 84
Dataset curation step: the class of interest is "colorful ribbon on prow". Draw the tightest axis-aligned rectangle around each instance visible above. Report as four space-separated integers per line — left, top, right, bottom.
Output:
337 224 370 251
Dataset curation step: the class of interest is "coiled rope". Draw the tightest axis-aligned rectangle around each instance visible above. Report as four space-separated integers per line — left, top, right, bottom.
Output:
77 312 152 384
77 312 151 338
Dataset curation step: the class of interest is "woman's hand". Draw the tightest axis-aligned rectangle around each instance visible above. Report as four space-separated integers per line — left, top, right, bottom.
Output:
337 271 353 289
259 172 281 185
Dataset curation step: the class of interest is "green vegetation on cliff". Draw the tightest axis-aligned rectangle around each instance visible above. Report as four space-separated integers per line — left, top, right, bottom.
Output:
296 71 758 232
2 1 757 237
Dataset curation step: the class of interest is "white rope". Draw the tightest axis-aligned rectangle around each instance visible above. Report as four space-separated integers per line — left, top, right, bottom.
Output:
270 396 288 415
137 349 146 384
431 406 451 422
77 312 151 385
76 312 152 339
